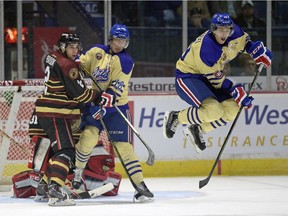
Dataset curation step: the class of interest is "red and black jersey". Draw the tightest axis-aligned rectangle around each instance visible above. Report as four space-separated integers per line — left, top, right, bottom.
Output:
35 51 99 119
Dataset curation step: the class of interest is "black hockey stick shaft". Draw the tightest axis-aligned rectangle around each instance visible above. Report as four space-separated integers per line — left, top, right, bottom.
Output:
199 64 264 189
80 65 155 166
98 112 144 194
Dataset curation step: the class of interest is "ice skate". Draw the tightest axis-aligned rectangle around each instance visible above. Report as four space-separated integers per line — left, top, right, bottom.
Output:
72 167 84 189
34 179 48 202
134 181 154 202
48 183 76 206
184 125 206 153
163 111 179 139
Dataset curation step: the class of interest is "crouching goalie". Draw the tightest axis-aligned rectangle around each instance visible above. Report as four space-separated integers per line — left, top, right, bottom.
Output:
11 135 121 201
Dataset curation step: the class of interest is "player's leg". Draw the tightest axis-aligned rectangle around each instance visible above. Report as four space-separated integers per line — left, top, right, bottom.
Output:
72 105 102 189
179 97 224 152
38 117 76 206
107 109 154 201
164 77 230 153
73 125 100 189
164 78 216 138
198 98 239 132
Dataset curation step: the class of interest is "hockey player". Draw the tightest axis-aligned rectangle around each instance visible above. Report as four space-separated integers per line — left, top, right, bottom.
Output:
11 138 122 200
163 13 272 153
29 33 115 206
73 24 154 201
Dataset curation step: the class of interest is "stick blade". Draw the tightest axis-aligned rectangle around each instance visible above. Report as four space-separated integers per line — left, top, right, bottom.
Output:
88 183 114 198
146 151 155 166
199 177 210 189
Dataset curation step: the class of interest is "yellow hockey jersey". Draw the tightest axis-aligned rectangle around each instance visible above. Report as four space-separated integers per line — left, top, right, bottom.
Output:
176 24 249 89
80 44 134 106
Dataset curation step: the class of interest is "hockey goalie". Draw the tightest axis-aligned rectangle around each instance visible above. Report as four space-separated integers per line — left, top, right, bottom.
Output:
11 135 122 200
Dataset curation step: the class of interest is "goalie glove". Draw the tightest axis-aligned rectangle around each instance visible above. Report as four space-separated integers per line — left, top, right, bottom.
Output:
89 105 106 120
246 41 272 68
229 84 254 109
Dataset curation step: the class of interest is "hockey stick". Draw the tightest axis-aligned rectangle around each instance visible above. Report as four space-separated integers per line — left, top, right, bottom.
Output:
70 182 114 199
199 64 264 189
98 111 151 197
0 129 30 156
80 65 155 166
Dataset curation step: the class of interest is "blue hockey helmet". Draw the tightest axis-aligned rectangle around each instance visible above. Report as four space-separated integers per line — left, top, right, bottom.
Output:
109 24 130 49
210 13 234 36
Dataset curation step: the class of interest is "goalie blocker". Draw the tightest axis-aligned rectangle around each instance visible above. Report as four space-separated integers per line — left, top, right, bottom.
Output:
12 136 122 198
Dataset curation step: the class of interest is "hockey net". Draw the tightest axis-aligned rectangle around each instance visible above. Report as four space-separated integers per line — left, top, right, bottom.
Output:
0 80 111 191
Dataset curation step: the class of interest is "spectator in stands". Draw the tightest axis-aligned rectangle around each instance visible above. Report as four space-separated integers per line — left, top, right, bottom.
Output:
237 53 257 76
233 0 266 40
144 1 181 27
234 0 266 28
223 62 232 76
177 1 211 21
208 1 241 19
188 8 210 28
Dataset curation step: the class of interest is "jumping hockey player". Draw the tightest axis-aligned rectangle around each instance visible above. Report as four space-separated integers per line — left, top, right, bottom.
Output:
28 33 115 206
163 13 272 153
73 24 154 201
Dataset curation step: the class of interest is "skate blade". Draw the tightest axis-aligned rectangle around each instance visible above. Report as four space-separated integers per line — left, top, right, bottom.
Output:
183 128 203 154
48 197 76 206
163 111 170 139
133 195 154 203
34 195 49 202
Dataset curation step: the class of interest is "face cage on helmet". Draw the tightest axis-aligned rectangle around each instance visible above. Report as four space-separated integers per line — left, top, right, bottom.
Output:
108 35 130 49
59 42 82 55
210 24 234 36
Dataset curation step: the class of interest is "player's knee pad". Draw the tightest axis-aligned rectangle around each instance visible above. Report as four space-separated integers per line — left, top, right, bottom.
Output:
114 142 134 160
54 148 75 167
76 126 99 153
222 98 239 121
201 97 225 121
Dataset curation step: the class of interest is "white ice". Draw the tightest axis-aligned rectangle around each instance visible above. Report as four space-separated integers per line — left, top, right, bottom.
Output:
0 176 287 216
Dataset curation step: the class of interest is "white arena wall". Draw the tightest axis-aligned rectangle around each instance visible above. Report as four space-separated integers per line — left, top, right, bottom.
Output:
115 82 288 177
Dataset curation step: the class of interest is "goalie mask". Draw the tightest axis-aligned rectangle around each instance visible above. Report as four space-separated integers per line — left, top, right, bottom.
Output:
108 24 130 49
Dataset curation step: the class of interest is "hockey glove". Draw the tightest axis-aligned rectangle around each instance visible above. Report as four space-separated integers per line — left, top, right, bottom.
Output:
100 92 115 108
229 84 254 109
89 105 106 120
246 41 272 68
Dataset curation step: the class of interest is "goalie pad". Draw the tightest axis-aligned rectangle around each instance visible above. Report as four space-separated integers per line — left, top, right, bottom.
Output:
85 143 121 196
27 136 50 172
67 144 121 196
13 141 121 198
11 170 41 198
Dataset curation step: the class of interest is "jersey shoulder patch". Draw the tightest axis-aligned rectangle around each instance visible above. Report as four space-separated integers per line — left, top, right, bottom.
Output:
68 67 79 80
54 51 80 79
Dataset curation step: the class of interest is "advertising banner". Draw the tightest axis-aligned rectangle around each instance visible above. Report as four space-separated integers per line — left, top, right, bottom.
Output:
33 27 70 78
129 93 288 161
129 76 288 93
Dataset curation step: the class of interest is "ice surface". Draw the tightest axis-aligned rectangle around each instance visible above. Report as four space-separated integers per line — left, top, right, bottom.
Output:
0 176 287 216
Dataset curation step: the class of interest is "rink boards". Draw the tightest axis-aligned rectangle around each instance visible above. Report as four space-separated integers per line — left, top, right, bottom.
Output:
114 92 288 177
